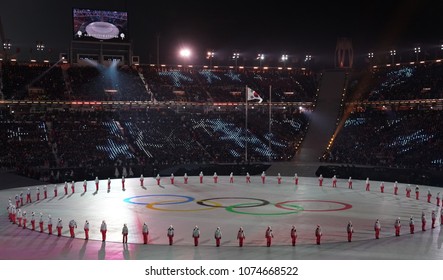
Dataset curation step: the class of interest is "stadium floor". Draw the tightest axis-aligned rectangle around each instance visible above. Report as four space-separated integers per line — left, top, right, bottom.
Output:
1 175 443 260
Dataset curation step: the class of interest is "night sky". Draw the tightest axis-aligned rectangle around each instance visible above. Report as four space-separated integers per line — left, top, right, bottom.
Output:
1 0 442 65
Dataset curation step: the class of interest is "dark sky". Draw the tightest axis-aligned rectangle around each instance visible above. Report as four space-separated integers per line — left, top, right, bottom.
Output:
1 0 442 65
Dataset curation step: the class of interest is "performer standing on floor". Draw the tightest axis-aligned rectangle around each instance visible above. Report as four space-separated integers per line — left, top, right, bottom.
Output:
421 212 426 231
100 220 107 241
142 222 149 244
214 227 222 247
192 225 200 246
237 227 245 247
246 172 251 183
38 212 44 233
71 181 75 193
393 181 398 195
290 225 297 246
26 188 32 203
374 219 381 239
318 174 323 186
347 221 354 242
261 171 266 184
56 218 63 236
427 189 432 203
30 211 36 231
167 225 174 245
69 219 77 238
265 226 274 247
332 175 337 188
409 216 415 234
229 172 234 183
213 172 218 183
294 173 299 185
199 171 204 184
315 225 322 244
95 177 99 192
348 177 352 189
406 184 411 198
84 220 89 240
16 208 22 227
22 211 27 229
122 224 129 243
365 178 370 191
184 173 188 184
43 185 47 199
394 217 401 236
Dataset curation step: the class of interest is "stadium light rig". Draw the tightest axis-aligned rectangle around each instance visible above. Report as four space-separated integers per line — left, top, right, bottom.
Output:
257 53 264 67
232 52 240 67
3 39 11 50
281 54 288 67
179 48 191 58
36 41 45 51
206 51 214 67
179 48 191 66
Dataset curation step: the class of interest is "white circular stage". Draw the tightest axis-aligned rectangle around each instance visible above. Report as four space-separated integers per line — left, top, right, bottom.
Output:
1 175 442 259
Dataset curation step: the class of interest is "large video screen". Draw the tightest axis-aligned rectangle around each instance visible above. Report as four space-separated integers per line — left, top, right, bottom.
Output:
73 8 128 42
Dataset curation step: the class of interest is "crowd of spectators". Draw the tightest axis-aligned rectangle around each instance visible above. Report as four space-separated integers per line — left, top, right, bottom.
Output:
323 108 443 171
138 66 318 103
346 62 443 102
2 63 65 100
2 62 318 103
0 106 307 182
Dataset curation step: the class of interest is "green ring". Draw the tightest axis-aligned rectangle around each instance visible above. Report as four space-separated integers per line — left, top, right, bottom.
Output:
225 202 304 216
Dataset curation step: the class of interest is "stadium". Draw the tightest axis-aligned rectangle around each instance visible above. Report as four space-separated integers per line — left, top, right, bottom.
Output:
1 1 443 265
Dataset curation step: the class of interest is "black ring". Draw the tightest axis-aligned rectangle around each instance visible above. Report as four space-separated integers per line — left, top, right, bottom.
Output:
196 197 270 208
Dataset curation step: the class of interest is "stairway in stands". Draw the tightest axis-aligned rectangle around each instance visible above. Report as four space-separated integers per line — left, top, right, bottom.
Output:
267 69 347 176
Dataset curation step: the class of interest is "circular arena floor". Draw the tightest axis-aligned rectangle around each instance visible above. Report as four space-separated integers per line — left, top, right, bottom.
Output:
1 175 443 260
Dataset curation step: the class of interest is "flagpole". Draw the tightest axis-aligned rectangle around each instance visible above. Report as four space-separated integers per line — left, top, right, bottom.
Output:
245 85 248 163
268 85 272 162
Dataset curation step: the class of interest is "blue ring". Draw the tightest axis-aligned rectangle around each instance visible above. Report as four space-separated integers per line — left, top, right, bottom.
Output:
124 194 194 205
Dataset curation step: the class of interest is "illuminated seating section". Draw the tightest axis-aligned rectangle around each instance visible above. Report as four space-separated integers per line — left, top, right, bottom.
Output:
48 111 135 168
324 109 443 170
348 63 443 101
2 63 317 103
140 67 317 102
0 108 308 180
0 109 55 174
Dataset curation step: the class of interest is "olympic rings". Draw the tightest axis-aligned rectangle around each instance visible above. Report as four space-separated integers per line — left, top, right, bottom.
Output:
123 195 352 215
123 194 194 205
197 197 270 208
225 202 304 216
275 200 352 212
146 199 222 212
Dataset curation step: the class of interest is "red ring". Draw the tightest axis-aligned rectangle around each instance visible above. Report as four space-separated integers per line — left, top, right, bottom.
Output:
275 200 352 212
